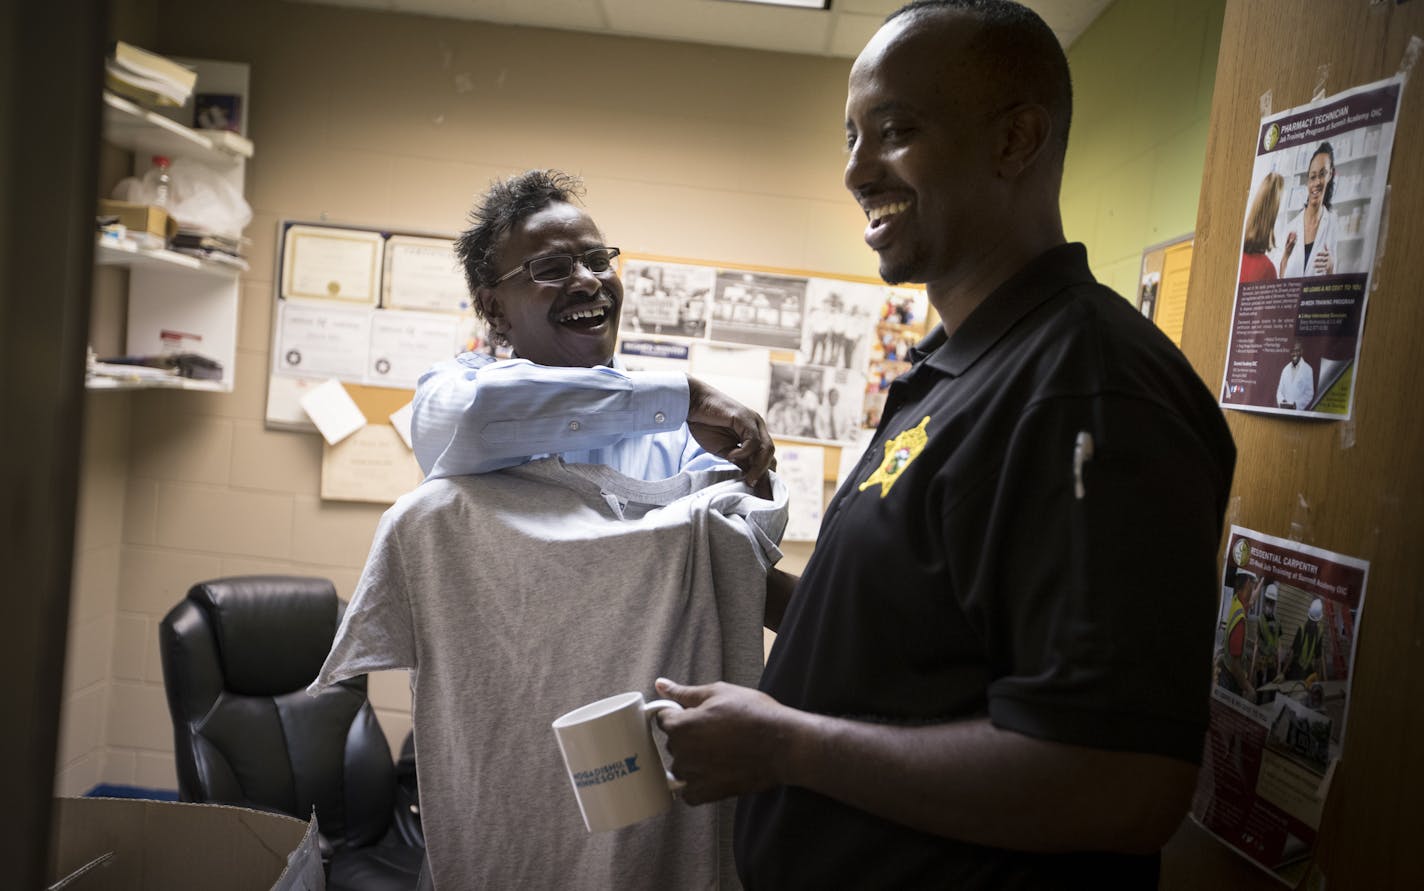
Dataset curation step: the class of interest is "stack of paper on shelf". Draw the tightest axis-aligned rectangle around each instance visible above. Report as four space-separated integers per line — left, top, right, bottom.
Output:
105 41 197 108
171 228 249 268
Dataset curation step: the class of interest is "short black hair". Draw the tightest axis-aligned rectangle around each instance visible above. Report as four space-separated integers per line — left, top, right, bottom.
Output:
454 169 585 329
888 0 1073 154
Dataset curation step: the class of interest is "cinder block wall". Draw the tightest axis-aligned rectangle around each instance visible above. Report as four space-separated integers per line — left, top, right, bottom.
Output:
59 0 862 794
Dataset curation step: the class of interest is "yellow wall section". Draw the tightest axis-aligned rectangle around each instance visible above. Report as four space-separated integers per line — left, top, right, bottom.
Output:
1062 0 1228 302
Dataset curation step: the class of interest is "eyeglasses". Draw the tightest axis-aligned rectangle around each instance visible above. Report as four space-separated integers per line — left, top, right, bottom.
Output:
493 247 621 285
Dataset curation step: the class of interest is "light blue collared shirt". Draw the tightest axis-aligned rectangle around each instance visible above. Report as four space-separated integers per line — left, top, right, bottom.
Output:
412 353 730 481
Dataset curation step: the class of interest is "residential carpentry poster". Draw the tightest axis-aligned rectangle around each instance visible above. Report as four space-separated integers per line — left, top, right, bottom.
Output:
1194 526 1369 884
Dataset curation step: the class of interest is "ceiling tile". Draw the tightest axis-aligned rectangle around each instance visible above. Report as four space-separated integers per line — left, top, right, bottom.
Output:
606 0 834 55
829 12 884 58
834 0 902 15
393 0 607 28
293 0 399 12
287 0 1113 56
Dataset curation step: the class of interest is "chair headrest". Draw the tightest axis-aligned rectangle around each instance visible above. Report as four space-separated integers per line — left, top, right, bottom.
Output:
187 576 343 695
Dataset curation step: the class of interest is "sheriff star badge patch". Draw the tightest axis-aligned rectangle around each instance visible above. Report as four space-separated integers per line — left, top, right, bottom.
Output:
858 415 931 497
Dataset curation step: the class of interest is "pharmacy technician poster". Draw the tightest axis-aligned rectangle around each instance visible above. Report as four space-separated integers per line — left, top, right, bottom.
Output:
1194 526 1368 885
1219 76 1402 420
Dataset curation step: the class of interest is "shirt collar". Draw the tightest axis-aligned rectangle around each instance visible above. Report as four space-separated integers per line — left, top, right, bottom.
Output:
914 243 1096 377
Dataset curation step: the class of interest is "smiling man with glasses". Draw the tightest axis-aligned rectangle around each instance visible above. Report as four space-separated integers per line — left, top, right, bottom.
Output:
412 169 774 486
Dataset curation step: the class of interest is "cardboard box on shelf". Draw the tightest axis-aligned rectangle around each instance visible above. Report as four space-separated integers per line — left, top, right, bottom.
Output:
47 797 324 891
97 200 178 244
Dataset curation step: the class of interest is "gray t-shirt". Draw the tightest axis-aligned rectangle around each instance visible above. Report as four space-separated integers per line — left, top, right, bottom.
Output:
312 459 787 890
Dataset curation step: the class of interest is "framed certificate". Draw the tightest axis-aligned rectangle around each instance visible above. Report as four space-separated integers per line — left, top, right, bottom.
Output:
280 224 383 305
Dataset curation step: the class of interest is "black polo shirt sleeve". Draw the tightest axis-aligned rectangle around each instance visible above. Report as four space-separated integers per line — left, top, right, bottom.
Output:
965 390 1223 764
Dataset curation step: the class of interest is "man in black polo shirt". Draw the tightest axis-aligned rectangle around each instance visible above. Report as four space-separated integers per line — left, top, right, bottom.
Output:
655 1 1236 887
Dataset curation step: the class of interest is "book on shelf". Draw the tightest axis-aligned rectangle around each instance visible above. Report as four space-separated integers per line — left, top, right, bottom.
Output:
106 41 197 108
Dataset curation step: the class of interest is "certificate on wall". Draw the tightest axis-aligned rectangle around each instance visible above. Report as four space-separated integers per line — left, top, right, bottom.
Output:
1219 75 1402 420
365 309 461 389
281 224 383 305
321 424 424 504
383 235 469 313
275 301 372 380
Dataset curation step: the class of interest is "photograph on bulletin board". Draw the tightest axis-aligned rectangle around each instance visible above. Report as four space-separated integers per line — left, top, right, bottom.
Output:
766 362 864 445
708 269 807 350
801 278 883 372
619 259 713 340
863 286 931 428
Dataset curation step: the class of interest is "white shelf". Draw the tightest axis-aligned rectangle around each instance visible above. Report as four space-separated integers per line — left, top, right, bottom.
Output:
85 374 227 392
93 60 250 396
101 91 251 166
95 237 248 276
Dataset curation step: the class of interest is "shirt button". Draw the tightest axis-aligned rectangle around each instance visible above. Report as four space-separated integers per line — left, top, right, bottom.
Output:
568 420 581 431
654 411 667 424
464 371 477 381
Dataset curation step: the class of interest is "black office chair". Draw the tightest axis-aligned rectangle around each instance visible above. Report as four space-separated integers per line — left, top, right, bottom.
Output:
159 575 423 891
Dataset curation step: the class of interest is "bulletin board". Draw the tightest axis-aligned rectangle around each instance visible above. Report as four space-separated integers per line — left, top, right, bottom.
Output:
264 219 480 434
263 224 931 514
1137 233 1194 347
615 252 932 454
614 252 931 542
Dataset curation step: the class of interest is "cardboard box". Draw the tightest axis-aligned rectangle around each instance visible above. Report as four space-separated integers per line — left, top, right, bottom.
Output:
48 797 324 890
97 200 178 243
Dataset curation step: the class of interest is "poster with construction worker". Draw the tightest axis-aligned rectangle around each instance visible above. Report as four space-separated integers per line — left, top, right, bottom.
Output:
1194 526 1368 885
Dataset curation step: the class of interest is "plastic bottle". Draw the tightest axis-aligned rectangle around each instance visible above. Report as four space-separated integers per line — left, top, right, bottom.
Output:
149 155 172 208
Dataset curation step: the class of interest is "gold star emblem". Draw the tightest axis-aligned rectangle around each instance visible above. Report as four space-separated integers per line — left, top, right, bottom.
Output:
859 415 931 497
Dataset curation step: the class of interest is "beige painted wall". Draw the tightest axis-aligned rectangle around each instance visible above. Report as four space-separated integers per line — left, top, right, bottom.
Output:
60 0 1226 795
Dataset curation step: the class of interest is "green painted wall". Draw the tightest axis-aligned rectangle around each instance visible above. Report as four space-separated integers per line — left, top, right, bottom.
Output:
1062 0 1227 301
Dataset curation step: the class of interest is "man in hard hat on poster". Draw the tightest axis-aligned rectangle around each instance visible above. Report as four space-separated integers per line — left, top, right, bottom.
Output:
1285 598 1328 683
1254 581 1284 688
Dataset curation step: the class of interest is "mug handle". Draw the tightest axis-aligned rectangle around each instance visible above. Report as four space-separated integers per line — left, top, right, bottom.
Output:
642 699 687 792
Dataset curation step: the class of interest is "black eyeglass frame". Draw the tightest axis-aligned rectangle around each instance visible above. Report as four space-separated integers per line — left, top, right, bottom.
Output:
492 247 621 285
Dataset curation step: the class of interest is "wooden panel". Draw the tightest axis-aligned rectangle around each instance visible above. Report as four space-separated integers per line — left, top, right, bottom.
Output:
1167 2 1423 886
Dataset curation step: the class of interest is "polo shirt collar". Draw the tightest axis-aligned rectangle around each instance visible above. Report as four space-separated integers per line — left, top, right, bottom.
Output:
915 242 1096 377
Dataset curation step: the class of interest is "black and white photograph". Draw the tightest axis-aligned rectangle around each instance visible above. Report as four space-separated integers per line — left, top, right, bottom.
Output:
801 279 881 372
619 260 713 339
766 362 863 444
709 270 806 350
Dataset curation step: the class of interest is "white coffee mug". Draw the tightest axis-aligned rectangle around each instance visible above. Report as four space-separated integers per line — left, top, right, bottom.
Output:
552 691 686 833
